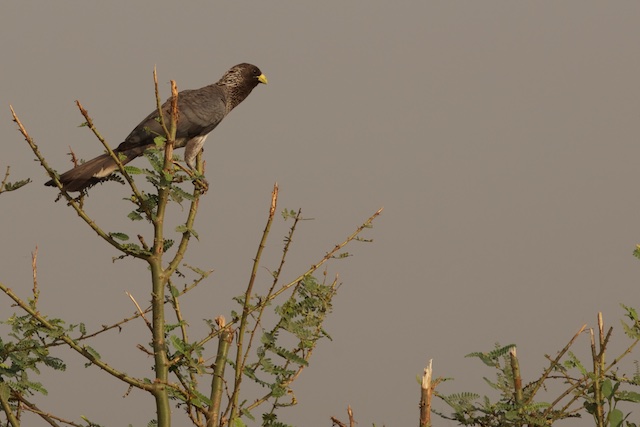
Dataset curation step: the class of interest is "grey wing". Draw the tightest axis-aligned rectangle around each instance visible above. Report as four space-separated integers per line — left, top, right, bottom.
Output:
116 85 227 153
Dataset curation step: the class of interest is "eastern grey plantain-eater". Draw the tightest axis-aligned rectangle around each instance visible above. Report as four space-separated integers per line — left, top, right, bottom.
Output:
46 63 267 192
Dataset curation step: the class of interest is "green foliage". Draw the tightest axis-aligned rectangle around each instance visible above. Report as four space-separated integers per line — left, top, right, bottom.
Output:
124 165 143 175
262 412 293 427
0 311 68 408
0 179 30 193
281 209 297 220
0 166 30 195
466 343 516 367
622 304 640 339
438 344 561 426
436 307 640 426
175 225 198 240
242 275 334 405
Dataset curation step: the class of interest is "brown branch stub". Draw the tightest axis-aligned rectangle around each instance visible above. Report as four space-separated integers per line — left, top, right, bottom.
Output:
509 347 523 405
331 406 356 427
347 405 355 427
163 79 179 173
420 359 433 427
215 315 226 329
271 182 278 216
170 79 179 130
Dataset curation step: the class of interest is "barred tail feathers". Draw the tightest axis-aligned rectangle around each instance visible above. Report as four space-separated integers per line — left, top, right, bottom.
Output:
45 152 122 192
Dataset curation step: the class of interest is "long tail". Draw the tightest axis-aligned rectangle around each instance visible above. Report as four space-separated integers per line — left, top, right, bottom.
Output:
45 148 145 192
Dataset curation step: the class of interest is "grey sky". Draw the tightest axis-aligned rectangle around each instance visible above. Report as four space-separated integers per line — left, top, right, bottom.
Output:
2 2 640 426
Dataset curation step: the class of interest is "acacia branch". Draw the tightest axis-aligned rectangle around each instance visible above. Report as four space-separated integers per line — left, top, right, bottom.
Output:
0 281 151 392
0 384 20 427
189 206 383 359
229 183 279 421
10 105 148 259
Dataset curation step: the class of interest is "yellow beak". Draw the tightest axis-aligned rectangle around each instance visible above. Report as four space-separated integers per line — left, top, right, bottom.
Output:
258 74 268 85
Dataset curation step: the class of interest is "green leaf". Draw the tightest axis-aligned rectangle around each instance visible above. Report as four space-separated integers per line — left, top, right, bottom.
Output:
169 185 196 202
623 304 639 322
0 382 10 401
584 401 596 415
188 388 212 408
175 225 199 239
602 379 613 399
466 344 516 367
230 418 246 427
154 135 166 147
505 410 518 420
124 166 143 175
616 391 640 403
609 408 624 427
109 232 130 241
128 211 143 221
83 346 101 367
170 285 179 298
281 208 298 220
169 335 186 353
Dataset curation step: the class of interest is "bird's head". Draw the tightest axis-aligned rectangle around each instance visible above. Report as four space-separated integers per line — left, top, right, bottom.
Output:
219 63 267 88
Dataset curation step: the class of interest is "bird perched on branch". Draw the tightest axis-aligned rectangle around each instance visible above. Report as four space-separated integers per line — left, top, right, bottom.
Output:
46 63 267 192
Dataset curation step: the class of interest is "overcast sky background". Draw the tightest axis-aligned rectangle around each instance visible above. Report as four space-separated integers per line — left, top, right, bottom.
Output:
2 2 640 426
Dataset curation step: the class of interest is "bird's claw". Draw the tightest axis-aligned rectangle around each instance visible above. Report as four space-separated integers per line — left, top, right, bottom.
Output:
194 177 209 193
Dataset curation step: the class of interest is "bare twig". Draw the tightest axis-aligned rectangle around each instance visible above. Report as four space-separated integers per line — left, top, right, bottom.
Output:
228 183 279 421
126 291 152 332
31 246 39 307
67 146 79 167
0 166 11 193
16 394 71 427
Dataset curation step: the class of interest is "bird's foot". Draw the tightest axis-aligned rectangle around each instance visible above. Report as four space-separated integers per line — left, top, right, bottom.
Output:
194 177 209 193
172 161 208 193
